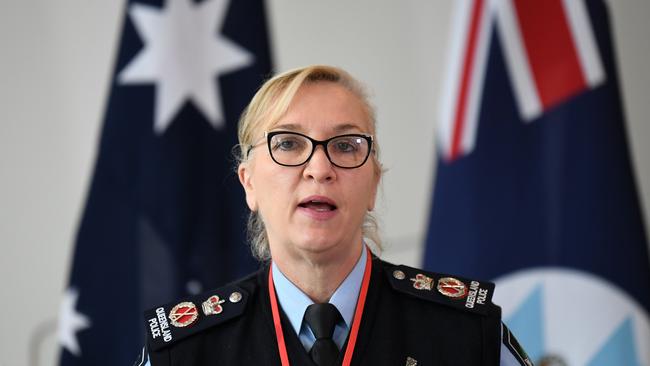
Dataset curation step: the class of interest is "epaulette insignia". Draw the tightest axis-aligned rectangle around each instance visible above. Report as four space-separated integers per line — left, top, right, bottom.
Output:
143 284 248 351
384 265 499 316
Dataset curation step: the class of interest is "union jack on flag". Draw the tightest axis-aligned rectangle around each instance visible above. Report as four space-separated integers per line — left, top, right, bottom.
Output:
438 0 605 161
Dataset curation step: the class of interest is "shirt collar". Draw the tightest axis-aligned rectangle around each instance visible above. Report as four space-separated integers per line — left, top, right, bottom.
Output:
271 245 367 335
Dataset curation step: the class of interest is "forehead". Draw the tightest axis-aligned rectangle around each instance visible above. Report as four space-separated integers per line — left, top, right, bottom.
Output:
267 82 372 135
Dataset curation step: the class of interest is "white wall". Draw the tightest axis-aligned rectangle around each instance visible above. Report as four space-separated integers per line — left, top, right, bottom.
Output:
1 1 648 365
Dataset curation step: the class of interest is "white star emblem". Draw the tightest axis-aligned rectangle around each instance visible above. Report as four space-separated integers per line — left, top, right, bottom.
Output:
118 0 254 134
58 287 91 356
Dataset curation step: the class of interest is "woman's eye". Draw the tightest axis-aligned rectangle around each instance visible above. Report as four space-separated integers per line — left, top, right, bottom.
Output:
280 141 296 150
333 139 358 153
273 138 302 151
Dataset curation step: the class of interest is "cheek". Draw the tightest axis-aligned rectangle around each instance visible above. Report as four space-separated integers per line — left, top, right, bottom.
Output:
252 166 296 218
344 171 379 213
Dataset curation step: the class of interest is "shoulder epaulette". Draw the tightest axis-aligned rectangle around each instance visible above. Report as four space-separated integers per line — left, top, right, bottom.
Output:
383 264 500 316
143 284 248 351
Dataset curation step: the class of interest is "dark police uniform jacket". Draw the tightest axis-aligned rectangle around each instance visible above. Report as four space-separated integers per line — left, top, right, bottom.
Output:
138 257 532 365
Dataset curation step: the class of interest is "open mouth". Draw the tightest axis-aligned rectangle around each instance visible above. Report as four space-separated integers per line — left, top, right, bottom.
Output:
298 197 338 212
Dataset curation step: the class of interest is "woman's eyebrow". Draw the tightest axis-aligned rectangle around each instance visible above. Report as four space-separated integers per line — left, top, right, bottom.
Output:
333 123 363 133
271 123 302 132
271 122 363 133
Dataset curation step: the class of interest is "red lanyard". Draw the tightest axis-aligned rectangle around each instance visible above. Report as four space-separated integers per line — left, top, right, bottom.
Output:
268 247 373 366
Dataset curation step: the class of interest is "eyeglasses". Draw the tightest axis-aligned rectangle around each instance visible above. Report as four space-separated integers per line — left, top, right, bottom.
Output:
253 131 373 169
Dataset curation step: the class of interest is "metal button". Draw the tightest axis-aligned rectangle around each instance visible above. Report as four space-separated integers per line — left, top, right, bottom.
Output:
393 270 405 280
229 291 242 303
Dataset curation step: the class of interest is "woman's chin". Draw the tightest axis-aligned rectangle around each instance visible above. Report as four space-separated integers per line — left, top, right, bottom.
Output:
295 239 339 255
292 233 359 258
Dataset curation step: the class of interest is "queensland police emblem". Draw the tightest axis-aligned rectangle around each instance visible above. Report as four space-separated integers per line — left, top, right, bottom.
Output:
410 273 434 290
169 301 199 327
495 269 650 365
202 295 226 316
437 277 468 298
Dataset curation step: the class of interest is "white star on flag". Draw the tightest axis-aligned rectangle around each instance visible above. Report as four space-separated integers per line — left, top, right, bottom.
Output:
58 287 91 356
118 0 254 134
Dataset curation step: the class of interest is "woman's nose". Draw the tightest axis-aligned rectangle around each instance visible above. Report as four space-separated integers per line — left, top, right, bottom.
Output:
303 146 336 183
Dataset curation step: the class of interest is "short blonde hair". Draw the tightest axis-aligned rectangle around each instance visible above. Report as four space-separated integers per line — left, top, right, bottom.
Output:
236 65 383 261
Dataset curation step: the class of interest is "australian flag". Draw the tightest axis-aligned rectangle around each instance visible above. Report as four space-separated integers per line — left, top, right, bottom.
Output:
424 0 650 365
58 0 271 364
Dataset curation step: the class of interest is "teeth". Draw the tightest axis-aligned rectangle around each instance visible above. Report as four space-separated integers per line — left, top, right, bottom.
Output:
300 200 335 211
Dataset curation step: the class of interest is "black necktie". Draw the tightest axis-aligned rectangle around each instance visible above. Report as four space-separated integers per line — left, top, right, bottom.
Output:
304 303 342 366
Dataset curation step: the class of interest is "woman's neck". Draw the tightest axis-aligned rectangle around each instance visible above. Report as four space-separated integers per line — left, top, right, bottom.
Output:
272 243 363 303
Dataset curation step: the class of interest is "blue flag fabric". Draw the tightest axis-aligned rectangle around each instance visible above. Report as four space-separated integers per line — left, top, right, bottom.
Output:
59 1 271 364
425 0 650 365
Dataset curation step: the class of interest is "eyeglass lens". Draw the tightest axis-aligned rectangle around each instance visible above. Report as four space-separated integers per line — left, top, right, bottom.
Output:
268 133 370 168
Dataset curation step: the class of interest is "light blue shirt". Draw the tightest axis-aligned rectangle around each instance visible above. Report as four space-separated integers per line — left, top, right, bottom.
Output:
272 246 366 351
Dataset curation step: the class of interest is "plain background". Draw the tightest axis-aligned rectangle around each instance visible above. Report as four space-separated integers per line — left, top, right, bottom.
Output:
1 1 649 365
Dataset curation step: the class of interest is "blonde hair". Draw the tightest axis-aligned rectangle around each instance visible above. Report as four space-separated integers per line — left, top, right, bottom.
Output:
236 65 383 261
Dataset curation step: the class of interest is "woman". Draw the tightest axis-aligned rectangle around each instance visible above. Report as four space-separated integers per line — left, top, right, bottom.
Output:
137 65 532 366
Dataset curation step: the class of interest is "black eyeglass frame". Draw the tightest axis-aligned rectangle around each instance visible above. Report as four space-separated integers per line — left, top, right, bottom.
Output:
264 130 374 169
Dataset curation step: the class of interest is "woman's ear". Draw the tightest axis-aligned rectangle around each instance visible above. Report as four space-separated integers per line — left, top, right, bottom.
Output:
238 163 258 212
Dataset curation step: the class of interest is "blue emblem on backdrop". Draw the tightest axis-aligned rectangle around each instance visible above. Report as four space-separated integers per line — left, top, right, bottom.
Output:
58 0 272 364
424 0 650 364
